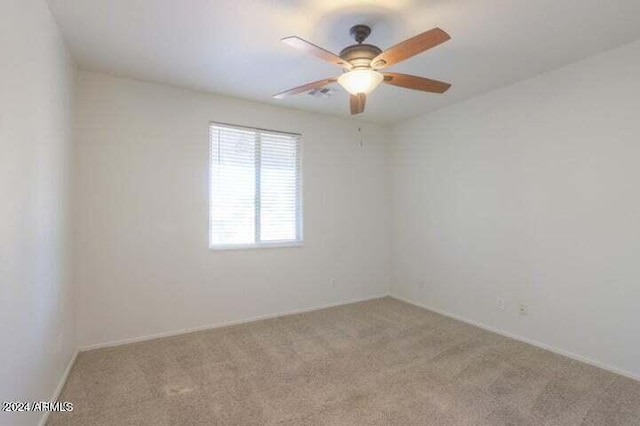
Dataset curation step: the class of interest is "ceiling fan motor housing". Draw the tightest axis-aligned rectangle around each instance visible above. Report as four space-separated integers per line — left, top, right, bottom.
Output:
339 44 382 69
341 25 382 69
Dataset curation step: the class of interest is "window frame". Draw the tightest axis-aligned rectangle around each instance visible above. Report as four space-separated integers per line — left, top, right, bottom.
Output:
208 121 303 251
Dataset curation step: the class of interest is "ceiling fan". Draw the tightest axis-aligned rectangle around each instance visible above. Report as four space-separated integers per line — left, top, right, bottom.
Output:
274 25 452 115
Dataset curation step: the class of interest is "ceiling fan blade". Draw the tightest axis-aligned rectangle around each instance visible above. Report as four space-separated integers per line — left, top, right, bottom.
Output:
350 93 366 115
372 28 450 69
383 73 451 93
273 77 337 99
282 36 351 69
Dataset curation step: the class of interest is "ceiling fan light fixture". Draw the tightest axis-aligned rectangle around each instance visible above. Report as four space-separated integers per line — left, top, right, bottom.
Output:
276 26 451 114
338 69 383 95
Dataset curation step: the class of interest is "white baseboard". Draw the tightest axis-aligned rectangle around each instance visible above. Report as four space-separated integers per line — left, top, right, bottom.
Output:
39 349 79 426
36 291 637 426
80 293 390 351
390 294 640 382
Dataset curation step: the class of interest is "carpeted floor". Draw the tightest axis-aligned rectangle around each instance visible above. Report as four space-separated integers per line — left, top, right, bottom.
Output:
48 297 640 425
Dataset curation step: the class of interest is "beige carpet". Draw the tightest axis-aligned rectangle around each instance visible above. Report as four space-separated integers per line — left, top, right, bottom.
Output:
48 297 640 425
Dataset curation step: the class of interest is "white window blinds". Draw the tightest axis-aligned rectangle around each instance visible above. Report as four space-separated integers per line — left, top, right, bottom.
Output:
209 123 302 248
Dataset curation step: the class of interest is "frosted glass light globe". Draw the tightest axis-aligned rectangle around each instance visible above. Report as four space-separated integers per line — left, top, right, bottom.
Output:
338 69 384 95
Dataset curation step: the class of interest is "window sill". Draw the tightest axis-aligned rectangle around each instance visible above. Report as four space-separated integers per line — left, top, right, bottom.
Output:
209 241 303 252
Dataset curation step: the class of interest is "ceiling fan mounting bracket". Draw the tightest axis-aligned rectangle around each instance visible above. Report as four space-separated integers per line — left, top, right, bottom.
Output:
350 25 371 44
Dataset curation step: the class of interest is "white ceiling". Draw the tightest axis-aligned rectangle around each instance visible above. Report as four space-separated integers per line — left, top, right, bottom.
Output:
47 0 640 125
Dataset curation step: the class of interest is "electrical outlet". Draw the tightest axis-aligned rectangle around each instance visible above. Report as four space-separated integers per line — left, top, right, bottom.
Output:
497 297 505 311
519 304 528 316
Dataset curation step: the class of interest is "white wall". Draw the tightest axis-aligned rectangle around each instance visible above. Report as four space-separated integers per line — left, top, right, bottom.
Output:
73 71 391 348
392 40 640 378
0 1 76 425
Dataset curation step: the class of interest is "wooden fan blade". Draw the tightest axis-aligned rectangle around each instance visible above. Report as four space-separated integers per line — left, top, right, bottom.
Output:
383 73 451 93
350 93 366 115
372 28 450 69
282 36 351 69
273 77 337 99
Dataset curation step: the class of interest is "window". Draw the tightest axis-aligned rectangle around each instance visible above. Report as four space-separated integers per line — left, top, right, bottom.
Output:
209 123 302 249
